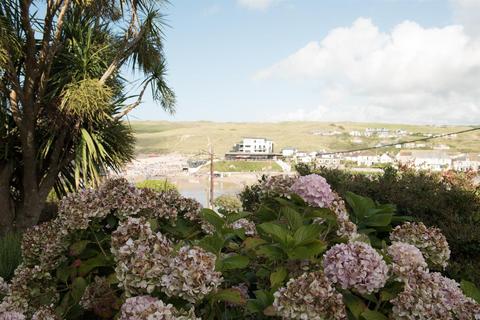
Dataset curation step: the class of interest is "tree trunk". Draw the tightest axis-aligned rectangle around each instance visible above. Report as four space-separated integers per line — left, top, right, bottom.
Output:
0 163 14 236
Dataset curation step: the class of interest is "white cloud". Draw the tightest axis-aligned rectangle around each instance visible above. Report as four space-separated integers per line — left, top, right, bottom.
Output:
256 18 480 124
237 0 277 10
452 0 480 36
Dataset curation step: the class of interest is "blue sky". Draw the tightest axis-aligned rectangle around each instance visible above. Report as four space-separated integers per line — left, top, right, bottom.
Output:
129 0 480 124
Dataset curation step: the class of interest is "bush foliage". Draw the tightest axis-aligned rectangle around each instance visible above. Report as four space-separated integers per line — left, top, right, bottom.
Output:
295 164 480 285
1 176 479 319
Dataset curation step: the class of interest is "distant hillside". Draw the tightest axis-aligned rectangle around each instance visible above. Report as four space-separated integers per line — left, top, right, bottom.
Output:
130 121 480 155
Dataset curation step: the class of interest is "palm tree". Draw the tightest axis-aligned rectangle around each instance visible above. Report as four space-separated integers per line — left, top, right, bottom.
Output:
0 0 175 233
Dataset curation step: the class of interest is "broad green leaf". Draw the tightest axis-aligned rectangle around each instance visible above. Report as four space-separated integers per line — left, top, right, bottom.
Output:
220 254 250 270
361 310 388 320
343 291 367 319
364 213 393 227
258 222 292 246
461 280 480 303
287 240 326 259
256 244 285 260
71 277 87 303
281 207 303 231
243 237 267 250
226 211 251 224
201 209 225 231
293 224 322 246
270 267 287 289
211 288 246 305
78 254 112 276
198 235 225 254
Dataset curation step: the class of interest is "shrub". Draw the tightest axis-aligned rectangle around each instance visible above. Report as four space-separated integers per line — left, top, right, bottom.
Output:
1 176 479 319
296 164 480 285
0 233 22 281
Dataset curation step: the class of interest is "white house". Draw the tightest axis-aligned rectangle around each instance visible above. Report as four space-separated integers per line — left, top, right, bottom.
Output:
281 147 297 157
379 153 394 164
396 150 452 171
349 130 362 137
233 137 274 154
452 154 480 171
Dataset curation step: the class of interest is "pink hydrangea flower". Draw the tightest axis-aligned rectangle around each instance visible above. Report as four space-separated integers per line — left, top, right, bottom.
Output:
290 174 335 208
323 242 389 294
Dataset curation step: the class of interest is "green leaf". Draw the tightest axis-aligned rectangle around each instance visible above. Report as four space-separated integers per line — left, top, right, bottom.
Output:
211 288 246 305
343 291 367 319
364 213 393 227
69 240 90 257
287 240 327 259
201 209 225 231
281 207 303 231
198 235 225 254
226 211 251 224
71 277 87 303
243 237 267 250
270 267 287 289
78 254 112 276
258 222 292 246
361 310 388 320
461 280 480 303
256 244 286 260
293 224 322 246
220 254 250 270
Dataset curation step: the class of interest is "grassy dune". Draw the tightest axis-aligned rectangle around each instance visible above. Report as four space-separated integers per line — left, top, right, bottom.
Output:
130 121 480 155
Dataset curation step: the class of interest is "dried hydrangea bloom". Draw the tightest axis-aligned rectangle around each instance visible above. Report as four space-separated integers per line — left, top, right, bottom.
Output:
387 242 428 278
290 174 335 208
390 222 450 270
326 192 358 239
260 175 297 198
21 220 68 271
391 271 480 320
323 242 389 294
80 276 119 318
57 188 110 232
0 311 25 320
0 265 58 317
0 277 9 296
135 188 179 220
119 295 200 320
273 271 347 320
230 218 257 236
111 217 173 296
98 178 143 216
31 306 60 320
161 246 223 303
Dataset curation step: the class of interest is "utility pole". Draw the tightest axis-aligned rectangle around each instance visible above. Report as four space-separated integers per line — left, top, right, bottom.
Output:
209 143 214 209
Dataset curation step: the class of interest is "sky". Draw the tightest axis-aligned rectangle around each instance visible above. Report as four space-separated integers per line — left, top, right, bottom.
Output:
129 0 480 125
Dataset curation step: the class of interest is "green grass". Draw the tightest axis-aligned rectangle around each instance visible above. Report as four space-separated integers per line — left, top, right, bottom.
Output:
0 232 22 281
135 179 177 192
129 121 480 155
213 160 282 172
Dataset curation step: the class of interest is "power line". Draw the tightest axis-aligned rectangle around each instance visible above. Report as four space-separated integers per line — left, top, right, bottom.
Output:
319 126 480 156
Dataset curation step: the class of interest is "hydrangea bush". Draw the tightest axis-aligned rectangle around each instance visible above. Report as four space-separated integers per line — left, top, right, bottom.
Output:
1 175 479 319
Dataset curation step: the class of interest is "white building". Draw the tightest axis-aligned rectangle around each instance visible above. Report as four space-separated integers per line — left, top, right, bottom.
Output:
233 137 274 154
452 154 480 171
349 130 362 137
379 153 394 164
396 150 452 171
281 147 297 157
